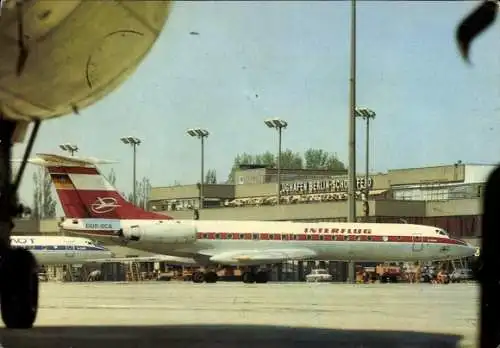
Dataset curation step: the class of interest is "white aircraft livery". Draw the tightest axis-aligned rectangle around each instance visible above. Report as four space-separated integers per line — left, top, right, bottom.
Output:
29 153 477 284
10 235 113 265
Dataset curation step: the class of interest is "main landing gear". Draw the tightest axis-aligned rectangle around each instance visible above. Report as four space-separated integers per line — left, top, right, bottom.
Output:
191 267 270 284
241 268 269 284
0 119 41 329
192 271 219 283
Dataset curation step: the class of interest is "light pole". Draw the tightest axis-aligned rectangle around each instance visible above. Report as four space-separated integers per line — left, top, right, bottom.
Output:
347 0 357 284
264 118 288 206
186 128 209 210
59 143 78 156
355 107 376 220
120 136 141 205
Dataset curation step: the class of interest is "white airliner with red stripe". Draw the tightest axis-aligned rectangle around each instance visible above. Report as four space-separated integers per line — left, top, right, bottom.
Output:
28 153 476 283
10 235 114 265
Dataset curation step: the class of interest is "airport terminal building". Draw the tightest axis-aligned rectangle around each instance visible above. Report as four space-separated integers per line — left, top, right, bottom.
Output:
148 163 492 247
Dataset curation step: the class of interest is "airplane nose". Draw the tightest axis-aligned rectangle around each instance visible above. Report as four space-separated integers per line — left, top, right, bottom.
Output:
450 238 476 258
467 244 477 256
462 242 476 258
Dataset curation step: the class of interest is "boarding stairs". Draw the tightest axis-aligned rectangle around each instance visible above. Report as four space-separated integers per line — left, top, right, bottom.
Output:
126 262 142 282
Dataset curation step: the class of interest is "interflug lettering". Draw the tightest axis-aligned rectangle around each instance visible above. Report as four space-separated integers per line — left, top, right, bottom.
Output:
304 228 372 234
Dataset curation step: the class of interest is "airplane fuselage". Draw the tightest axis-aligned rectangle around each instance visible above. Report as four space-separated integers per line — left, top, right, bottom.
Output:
10 236 113 265
60 219 476 264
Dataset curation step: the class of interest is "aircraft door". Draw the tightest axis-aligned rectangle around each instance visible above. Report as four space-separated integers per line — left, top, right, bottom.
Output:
412 233 424 252
65 244 75 258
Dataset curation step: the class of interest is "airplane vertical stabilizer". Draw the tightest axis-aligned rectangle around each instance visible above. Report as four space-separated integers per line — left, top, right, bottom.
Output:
29 153 171 220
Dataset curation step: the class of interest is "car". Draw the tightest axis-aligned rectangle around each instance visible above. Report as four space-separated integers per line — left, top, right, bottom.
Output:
450 268 474 283
420 266 437 283
305 269 333 282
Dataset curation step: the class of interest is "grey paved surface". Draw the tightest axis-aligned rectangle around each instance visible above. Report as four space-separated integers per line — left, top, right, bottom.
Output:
0 282 477 348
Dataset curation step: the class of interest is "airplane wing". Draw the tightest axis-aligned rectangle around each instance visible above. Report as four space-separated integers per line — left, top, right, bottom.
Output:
200 248 318 266
84 255 198 266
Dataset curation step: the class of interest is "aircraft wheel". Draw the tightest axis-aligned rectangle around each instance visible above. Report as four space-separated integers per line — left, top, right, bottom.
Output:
242 272 255 284
255 271 268 284
0 248 39 329
192 272 205 283
204 271 218 283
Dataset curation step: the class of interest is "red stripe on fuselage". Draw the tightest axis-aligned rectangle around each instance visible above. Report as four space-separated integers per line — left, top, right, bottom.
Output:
47 166 99 175
61 229 467 246
194 233 465 245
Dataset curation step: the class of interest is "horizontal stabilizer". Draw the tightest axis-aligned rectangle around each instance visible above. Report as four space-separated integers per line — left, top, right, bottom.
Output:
18 153 117 167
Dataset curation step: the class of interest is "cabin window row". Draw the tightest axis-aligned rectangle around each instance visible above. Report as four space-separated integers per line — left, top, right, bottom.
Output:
18 245 85 251
199 233 398 242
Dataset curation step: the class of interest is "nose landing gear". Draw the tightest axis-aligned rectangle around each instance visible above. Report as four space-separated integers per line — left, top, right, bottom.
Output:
0 118 41 329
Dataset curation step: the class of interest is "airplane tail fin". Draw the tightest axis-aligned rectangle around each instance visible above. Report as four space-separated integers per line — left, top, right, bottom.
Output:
29 153 172 220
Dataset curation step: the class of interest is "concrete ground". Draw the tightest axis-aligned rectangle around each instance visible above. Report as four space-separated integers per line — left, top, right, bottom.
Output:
0 282 478 348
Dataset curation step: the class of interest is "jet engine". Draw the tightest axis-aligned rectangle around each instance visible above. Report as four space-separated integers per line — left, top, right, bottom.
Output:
0 0 172 139
121 222 197 245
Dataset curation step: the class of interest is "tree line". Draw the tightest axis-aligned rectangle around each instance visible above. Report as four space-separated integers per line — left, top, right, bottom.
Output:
173 148 346 185
226 148 346 183
32 168 57 219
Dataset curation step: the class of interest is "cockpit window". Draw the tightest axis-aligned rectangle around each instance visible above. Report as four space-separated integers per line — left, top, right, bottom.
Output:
435 229 448 237
92 240 104 247
85 240 102 247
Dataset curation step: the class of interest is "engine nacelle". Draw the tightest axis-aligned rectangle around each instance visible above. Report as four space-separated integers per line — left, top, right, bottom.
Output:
121 222 197 244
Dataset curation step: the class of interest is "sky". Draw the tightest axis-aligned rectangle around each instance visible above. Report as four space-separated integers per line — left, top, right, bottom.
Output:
11 1 500 212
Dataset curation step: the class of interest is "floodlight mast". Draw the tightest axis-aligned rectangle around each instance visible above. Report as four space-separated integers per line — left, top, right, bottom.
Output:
264 118 288 206
355 107 376 220
120 136 141 205
347 0 357 284
59 143 78 156
186 128 210 211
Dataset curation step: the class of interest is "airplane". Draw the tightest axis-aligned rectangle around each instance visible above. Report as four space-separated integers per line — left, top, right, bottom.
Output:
10 235 114 266
30 153 477 285
8 235 195 267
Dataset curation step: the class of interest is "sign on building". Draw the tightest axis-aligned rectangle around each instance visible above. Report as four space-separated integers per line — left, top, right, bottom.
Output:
280 176 374 195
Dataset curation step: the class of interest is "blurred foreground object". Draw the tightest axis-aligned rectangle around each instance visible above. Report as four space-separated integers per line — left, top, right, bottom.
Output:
456 2 500 348
0 0 172 141
456 0 498 63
